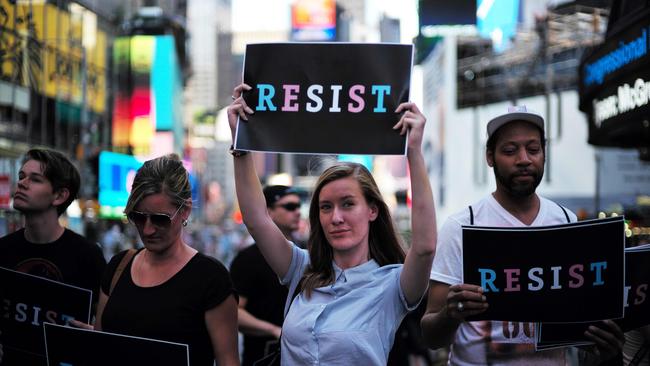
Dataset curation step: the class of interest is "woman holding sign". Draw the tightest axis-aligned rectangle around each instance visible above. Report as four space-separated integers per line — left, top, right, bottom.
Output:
228 83 436 365
86 154 240 366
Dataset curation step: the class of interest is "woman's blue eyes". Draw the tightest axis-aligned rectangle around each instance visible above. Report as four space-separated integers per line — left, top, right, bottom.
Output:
319 201 354 211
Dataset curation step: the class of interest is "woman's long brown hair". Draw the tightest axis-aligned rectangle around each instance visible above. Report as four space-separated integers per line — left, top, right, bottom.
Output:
300 162 405 298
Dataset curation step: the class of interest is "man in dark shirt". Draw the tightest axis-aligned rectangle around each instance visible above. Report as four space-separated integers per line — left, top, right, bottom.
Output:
230 185 302 365
0 148 106 365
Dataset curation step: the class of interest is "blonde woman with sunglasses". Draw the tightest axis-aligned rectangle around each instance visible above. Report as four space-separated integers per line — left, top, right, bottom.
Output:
92 154 240 366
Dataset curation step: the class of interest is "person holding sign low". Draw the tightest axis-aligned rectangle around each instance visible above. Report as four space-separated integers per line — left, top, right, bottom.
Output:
89 154 239 366
0 148 106 365
420 106 624 365
228 83 436 365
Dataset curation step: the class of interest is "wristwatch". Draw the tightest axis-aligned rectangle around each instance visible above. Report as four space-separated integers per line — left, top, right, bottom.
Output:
229 145 249 157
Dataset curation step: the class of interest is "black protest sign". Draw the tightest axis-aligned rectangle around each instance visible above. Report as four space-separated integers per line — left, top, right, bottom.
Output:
537 245 650 349
44 323 190 366
0 267 91 362
536 321 596 350
619 244 650 331
462 216 625 323
235 42 413 155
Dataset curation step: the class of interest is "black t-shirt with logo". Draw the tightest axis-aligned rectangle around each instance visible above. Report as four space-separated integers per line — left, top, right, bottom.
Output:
0 227 107 365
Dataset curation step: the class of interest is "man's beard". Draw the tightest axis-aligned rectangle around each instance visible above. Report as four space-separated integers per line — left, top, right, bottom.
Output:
493 163 543 198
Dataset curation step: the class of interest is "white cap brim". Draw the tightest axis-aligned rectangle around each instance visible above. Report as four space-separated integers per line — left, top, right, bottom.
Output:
487 111 544 138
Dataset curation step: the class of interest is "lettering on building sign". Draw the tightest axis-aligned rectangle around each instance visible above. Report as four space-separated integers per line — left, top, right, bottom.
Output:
584 27 648 87
593 77 650 126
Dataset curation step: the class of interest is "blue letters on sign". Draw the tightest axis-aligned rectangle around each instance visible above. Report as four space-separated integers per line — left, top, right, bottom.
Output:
371 85 391 112
256 84 277 111
478 268 500 292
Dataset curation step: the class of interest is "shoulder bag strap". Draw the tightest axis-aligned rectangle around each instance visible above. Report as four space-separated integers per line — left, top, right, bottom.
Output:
109 248 138 296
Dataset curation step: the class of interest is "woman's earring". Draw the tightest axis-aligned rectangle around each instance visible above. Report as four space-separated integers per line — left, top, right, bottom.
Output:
182 219 188 227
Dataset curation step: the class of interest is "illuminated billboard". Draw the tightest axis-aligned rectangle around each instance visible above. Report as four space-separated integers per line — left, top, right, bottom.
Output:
112 35 183 156
476 0 520 52
579 13 650 149
0 1 107 113
291 0 336 41
98 151 200 219
98 151 144 219
338 155 373 171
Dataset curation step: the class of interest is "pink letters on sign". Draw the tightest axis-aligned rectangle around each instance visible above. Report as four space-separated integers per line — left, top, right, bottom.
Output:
348 85 366 113
504 269 521 292
281 85 300 112
568 264 584 288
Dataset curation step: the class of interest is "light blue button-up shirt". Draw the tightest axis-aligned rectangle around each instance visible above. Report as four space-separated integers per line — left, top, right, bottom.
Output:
280 244 418 365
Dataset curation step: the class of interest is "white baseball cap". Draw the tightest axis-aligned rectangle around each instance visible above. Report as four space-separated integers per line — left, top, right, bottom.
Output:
487 106 545 139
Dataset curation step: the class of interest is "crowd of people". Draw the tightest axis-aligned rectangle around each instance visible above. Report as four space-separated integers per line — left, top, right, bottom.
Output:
0 86 647 366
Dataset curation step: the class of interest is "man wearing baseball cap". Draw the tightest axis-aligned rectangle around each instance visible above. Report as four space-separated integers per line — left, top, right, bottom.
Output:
421 106 624 365
230 185 301 365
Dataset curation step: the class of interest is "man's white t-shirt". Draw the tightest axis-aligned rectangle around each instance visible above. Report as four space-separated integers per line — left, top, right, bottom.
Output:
430 194 577 366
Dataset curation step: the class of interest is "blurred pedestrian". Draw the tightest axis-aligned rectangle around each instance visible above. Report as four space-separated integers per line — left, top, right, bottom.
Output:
0 148 106 365
90 154 239 366
228 83 436 365
100 223 123 260
230 185 302 365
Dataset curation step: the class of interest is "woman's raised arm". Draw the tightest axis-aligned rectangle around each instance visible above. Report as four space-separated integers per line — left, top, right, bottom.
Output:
394 102 437 305
228 83 293 278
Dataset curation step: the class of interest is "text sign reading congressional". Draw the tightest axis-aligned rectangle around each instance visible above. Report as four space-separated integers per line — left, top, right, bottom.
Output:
462 216 625 323
235 42 413 155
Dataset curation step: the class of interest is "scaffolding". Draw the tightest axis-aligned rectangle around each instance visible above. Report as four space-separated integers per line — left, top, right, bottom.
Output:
457 4 609 108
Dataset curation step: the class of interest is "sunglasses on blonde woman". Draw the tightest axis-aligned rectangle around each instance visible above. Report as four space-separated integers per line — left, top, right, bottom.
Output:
127 205 184 228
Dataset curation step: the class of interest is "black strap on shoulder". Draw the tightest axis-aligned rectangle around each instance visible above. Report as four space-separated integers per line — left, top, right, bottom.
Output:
110 248 137 296
284 280 302 317
556 203 570 223
468 205 474 225
271 280 303 357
